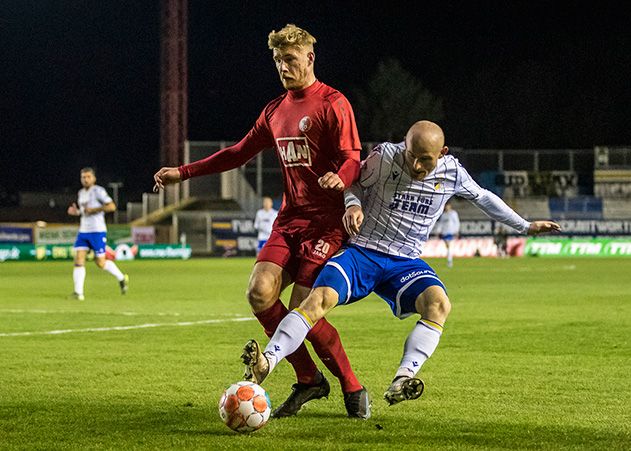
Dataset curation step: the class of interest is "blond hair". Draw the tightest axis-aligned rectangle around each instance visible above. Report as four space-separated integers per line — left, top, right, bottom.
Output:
268 24 316 50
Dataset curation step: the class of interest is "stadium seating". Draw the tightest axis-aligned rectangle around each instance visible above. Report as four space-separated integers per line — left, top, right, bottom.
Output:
548 196 603 219
508 197 551 220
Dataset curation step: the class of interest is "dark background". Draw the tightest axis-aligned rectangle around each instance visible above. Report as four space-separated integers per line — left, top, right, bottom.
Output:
2 0 630 202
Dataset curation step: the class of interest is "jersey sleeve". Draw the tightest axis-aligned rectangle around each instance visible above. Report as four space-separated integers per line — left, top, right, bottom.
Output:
455 162 530 234
179 108 274 180
453 160 485 200
97 187 113 205
325 94 361 187
325 94 361 152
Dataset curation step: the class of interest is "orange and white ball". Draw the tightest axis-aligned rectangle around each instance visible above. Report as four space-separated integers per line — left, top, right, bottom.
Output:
218 381 271 433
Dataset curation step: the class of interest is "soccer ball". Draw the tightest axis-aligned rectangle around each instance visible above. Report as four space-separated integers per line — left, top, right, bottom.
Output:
218 381 271 433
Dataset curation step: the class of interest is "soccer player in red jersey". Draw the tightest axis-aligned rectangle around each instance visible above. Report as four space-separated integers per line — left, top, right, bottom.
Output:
153 24 370 418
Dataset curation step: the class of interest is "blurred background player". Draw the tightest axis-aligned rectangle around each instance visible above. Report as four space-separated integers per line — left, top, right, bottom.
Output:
253 196 278 256
67 167 128 301
242 120 561 408
435 202 460 267
494 222 509 257
153 24 369 418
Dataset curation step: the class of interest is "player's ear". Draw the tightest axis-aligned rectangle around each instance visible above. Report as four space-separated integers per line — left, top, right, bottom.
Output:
439 146 449 158
307 51 315 65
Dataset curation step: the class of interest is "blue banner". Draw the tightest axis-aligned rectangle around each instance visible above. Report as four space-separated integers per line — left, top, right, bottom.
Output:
0 226 33 243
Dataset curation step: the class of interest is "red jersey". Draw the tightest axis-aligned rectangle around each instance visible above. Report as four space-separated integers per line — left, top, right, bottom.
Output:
179 80 361 221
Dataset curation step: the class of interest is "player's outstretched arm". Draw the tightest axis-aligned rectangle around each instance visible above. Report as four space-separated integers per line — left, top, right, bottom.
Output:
527 220 562 236
153 167 181 192
343 205 364 236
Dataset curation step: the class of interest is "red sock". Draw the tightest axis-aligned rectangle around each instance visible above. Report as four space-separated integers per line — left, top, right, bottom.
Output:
307 318 362 393
254 300 318 385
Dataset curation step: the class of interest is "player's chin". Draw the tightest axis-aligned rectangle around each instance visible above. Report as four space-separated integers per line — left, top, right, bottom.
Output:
282 79 298 89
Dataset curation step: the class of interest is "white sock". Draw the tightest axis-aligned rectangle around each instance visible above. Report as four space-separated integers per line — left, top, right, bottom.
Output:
73 266 86 295
395 319 443 379
103 260 125 281
263 309 313 373
447 245 453 266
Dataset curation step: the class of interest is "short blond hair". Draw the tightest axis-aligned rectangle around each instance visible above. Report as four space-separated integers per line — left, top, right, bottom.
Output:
268 24 316 50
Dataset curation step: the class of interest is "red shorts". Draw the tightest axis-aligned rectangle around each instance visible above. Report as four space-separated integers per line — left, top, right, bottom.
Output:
257 215 347 287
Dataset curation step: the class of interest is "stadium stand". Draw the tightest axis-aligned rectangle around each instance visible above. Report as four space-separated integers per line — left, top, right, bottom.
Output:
548 196 603 220
602 199 631 219
507 197 551 220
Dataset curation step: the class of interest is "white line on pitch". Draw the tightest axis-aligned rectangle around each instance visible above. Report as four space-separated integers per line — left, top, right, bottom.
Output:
0 317 255 338
0 309 183 316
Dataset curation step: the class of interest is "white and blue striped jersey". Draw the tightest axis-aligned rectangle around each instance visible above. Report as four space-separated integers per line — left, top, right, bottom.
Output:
77 185 113 233
344 142 530 258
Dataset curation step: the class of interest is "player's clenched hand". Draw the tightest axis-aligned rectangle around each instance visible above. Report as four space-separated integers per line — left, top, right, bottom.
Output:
527 220 562 235
153 167 181 192
67 202 80 216
318 172 345 191
343 205 364 236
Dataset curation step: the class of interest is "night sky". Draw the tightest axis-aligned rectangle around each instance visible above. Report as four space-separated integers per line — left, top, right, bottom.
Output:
2 1 630 201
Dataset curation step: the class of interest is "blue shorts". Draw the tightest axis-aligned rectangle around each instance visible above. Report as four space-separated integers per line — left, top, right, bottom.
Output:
74 232 107 256
313 245 446 319
441 234 455 241
257 240 267 251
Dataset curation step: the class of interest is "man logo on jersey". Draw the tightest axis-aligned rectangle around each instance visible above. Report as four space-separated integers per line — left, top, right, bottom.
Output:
276 137 313 167
299 116 312 132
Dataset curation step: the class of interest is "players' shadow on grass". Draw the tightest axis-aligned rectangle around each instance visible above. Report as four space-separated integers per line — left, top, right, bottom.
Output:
277 410 349 420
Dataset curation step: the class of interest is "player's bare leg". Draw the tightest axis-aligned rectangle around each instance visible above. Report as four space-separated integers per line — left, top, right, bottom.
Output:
246 262 287 314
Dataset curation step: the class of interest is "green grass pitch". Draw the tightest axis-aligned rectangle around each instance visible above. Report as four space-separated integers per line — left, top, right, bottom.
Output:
1 258 630 450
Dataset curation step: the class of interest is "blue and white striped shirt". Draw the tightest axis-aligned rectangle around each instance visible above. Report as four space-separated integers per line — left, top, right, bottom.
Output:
344 142 530 258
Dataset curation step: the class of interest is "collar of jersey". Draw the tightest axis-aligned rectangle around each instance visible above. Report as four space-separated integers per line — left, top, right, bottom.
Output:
286 80 322 101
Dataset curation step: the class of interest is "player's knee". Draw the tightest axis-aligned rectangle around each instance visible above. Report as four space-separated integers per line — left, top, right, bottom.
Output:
430 295 451 321
95 259 106 269
418 287 451 321
437 295 452 318
246 280 276 312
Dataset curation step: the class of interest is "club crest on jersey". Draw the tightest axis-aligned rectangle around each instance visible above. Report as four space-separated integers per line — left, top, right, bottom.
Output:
276 137 312 167
299 116 312 132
